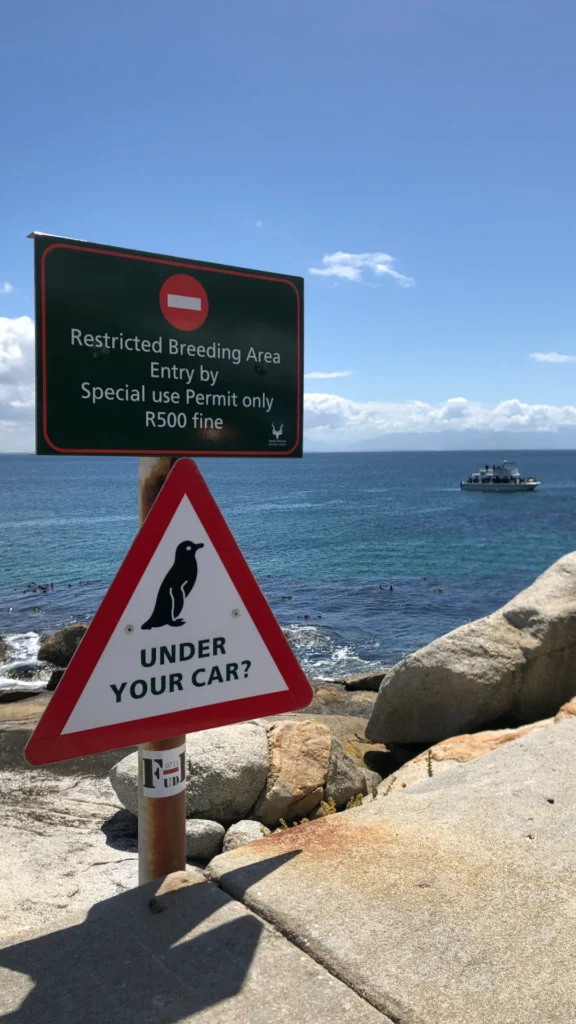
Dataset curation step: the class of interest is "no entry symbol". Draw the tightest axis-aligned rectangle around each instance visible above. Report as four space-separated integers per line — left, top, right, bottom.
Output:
159 273 209 331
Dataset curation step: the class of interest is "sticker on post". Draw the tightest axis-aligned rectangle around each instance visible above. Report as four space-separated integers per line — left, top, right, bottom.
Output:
141 744 186 797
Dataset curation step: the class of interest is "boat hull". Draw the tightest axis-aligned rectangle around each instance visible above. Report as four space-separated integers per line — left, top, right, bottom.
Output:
460 482 539 492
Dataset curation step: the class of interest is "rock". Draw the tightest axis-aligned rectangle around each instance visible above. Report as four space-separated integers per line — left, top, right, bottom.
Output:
109 756 139 815
324 738 367 807
38 624 89 668
3 661 48 681
186 722 269 823
367 552 576 745
110 722 269 824
363 768 383 793
387 719 554 791
555 695 576 722
264 712 393 783
223 820 270 852
0 688 43 704
185 819 225 861
46 669 65 691
307 684 377 718
0 637 7 662
343 671 387 692
253 721 332 825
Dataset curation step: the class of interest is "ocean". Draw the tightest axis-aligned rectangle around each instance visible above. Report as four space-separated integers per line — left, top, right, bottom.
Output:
1 450 576 689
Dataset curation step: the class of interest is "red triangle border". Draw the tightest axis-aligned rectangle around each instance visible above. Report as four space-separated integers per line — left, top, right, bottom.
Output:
25 459 313 765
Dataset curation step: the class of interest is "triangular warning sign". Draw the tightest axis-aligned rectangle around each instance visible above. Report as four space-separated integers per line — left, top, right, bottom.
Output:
25 459 313 765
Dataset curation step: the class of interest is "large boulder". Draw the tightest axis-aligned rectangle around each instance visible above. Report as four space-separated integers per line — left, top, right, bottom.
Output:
109 756 139 816
38 624 88 668
367 552 576 744
253 721 332 825
185 722 269 823
110 721 269 824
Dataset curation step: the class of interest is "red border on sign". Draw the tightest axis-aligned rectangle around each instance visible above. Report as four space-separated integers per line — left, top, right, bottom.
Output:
40 244 302 456
25 459 313 765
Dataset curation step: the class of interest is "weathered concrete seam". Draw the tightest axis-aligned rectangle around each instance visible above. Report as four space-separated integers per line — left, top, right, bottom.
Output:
212 873 400 1023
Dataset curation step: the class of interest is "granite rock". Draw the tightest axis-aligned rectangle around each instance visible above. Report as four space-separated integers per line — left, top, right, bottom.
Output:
38 624 89 668
185 819 225 861
325 737 368 807
367 552 576 744
253 721 332 825
110 722 269 824
223 820 270 852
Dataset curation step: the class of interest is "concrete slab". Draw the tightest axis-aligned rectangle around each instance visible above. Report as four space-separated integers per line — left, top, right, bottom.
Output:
0 870 389 1024
208 719 576 1024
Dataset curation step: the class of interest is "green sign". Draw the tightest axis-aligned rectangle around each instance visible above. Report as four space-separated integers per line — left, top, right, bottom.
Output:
34 234 303 457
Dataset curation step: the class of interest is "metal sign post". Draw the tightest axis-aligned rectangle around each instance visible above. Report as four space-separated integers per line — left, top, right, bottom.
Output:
137 457 186 882
27 232 309 886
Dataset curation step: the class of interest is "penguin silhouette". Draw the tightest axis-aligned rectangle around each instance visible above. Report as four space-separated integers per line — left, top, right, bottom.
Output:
141 540 204 630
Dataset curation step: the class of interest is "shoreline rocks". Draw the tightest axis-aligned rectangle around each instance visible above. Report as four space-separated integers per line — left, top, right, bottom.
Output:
367 552 576 745
38 623 88 668
306 683 377 718
386 718 555 791
110 718 370 829
342 671 387 692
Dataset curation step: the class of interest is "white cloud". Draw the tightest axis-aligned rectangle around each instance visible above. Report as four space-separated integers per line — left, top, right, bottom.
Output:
530 352 576 363
3 314 575 452
0 316 35 450
304 370 353 379
304 392 576 444
0 282 14 295
309 251 414 287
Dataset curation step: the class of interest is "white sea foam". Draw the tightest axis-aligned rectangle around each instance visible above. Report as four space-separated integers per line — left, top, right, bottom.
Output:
282 624 385 680
0 632 48 691
3 632 40 661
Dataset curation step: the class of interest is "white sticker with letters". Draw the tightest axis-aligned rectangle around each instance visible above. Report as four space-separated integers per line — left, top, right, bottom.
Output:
141 743 186 797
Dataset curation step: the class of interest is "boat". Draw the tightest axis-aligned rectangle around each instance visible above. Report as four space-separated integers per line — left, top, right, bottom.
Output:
460 461 540 492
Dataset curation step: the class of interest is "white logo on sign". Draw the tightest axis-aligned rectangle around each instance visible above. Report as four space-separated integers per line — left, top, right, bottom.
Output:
269 423 287 447
61 495 288 736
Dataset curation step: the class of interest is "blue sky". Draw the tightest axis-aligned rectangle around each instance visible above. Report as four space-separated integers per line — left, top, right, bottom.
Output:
1 0 576 449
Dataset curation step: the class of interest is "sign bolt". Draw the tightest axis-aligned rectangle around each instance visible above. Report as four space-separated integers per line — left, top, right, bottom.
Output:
232 609 241 619
125 624 135 635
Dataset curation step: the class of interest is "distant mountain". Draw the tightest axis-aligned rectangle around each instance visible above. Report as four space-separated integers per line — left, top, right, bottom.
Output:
304 429 576 453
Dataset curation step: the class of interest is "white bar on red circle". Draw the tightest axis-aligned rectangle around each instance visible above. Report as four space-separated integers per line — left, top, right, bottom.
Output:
167 294 202 311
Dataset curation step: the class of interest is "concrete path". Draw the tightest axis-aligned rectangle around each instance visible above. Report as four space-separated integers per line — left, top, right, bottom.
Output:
208 719 576 1024
0 870 389 1023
